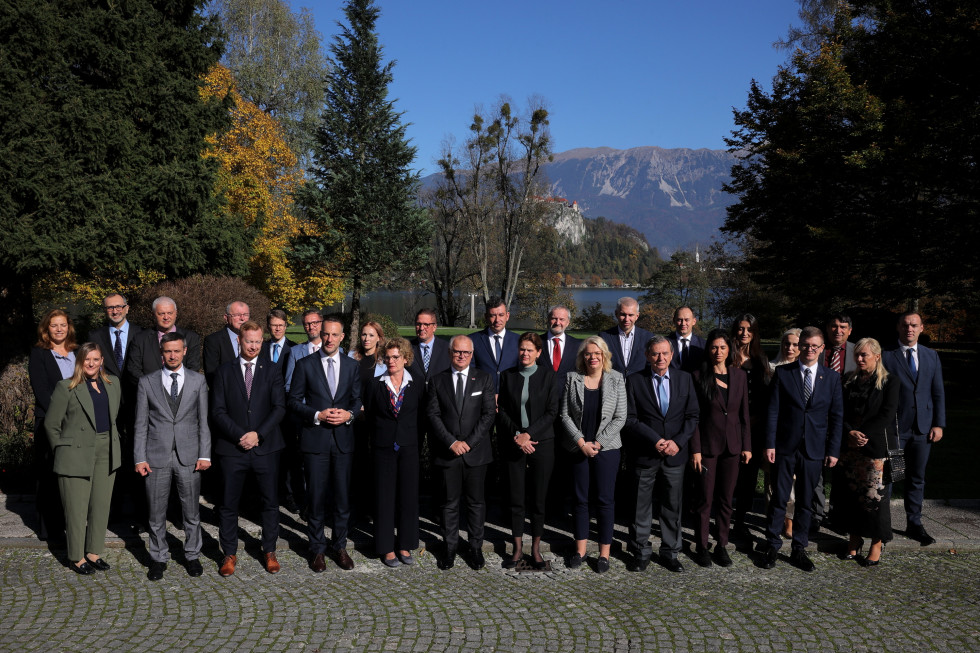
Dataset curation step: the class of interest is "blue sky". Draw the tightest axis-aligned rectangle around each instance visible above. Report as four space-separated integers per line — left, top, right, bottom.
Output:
292 0 802 175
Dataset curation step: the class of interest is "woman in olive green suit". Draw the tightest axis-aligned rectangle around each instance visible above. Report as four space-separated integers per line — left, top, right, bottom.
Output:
44 342 121 574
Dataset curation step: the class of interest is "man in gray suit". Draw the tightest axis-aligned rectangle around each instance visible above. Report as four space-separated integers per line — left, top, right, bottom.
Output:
134 331 212 581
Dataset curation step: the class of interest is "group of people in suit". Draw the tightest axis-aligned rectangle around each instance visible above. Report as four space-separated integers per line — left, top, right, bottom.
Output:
29 290 946 577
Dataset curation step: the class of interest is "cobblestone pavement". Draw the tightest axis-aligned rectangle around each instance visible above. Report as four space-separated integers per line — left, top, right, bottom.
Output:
2 546 978 652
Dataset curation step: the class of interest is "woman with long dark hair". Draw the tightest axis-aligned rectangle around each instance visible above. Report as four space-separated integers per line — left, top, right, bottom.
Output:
729 313 771 538
690 329 752 566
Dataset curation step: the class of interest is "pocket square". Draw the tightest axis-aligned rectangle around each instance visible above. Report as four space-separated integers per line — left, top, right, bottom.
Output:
470 391 482 396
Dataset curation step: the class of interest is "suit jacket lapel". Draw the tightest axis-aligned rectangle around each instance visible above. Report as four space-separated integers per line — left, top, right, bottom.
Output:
75 383 97 429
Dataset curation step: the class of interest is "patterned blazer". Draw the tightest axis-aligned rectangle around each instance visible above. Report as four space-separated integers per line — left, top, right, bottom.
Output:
560 370 627 452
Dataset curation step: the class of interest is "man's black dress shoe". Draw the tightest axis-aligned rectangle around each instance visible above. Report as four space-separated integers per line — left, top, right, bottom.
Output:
86 557 110 571
470 549 486 570
713 547 733 567
72 561 96 575
439 548 456 570
761 546 778 569
186 559 203 577
694 547 712 568
790 548 815 572
662 556 685 573
147 561 166 581
906 523 936 546
633 556 651 572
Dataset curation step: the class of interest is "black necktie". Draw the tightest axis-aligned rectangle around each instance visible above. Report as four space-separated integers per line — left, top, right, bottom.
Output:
494 335 502 363
170 372 179 402
114 329 124 371
455 371 465 412
681 338 689 366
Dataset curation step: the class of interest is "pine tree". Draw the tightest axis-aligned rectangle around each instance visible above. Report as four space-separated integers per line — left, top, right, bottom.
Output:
295 0 430 339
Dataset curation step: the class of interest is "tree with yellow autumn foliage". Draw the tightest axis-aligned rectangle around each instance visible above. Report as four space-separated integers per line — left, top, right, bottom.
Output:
202 64 344 313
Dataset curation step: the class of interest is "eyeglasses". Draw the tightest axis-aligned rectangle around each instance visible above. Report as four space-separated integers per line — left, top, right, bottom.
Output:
105 304 127 311
383 355 403 362
228 313 250 319
451 350 473 357
303 320 322 328
799 344 824 351
415 322 436 328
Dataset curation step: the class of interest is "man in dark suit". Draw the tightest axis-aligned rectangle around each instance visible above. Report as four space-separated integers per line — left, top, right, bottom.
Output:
599 296 653 376
210 321 286 576
816 313 857 530
261 309 302 514
88 293 145 519
126 296 202 385
407 308 450 390
427 335 497 570
288 314 362 572
625 335 700 573
666 306 705 373
203 300 251 387
469 297 519 392
882 311 946 546
539 304 579 379
762 326 843 572
133 331 211 581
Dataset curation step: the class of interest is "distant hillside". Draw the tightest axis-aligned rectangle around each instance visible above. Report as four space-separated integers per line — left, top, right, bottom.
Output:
422 145 738 253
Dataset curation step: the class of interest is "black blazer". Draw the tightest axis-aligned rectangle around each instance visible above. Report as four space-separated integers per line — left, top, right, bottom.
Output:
287 351 362 454
203 328 239 386
624 368 700 467
841 372 899 459
691 367 751 457
497 366 560 445
426 367 496 467
29 346 70 424
407 336 451 389
209 358 286 457
363 375 423 449
125 327 202 388
667 332 706 374
88 323 144 379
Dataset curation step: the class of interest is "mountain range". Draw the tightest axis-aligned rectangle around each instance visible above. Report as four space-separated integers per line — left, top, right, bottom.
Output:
422 145 739 254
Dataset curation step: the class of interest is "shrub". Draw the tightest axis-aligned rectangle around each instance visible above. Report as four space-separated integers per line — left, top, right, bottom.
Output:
573 302 615 332
131 275 272 338
0 357 36 469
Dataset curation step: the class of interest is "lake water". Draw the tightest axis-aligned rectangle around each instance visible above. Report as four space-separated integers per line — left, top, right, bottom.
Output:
323 288 641 328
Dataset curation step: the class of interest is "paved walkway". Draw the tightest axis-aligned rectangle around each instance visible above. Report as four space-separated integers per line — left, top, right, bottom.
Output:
2 495 979 652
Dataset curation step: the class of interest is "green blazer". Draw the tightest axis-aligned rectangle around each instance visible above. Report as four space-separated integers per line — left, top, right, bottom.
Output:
44 375 122 477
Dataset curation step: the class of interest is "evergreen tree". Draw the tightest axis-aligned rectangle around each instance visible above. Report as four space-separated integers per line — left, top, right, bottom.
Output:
295 0 430 339
0 0 245 346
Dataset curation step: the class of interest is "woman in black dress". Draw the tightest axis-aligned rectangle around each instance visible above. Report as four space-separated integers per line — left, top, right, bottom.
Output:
497 332 559 569
839 338 898 566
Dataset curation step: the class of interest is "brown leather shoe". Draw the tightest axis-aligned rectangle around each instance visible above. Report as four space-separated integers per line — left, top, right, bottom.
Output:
219 555 237 577
311 553 326 573
335 548 355 570
264 552 280 574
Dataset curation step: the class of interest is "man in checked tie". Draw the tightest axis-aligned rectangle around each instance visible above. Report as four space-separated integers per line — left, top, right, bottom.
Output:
882 312 946 546
761 326 843 572
288 314 362 572
133 332 211 581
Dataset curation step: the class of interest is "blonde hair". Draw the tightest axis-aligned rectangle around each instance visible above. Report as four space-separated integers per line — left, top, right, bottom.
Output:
68 342 112 390
849 337 888 391
575 336 613 374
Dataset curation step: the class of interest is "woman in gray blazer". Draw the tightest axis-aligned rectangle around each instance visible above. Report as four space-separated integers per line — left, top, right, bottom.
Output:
560 336 627 573
44 342 121 574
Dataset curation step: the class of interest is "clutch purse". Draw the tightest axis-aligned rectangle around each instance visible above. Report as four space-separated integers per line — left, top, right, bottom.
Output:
883 417 905 484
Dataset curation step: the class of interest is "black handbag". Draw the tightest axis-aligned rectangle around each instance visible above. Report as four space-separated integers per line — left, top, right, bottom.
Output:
883 417 905 484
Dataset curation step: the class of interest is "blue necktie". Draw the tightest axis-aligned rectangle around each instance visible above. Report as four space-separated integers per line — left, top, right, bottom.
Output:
113 329 124 371
907 349 917 381
656 375 668 414
803 367 812 404
422 344 430 372
272 343 280 363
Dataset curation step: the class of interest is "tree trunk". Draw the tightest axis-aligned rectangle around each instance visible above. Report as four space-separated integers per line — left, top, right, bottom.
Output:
349 274 361 353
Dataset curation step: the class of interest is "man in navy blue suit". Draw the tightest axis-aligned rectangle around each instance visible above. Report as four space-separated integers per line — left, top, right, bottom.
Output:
625 335 700 573
539 305 579 380
469 297 518 393
599 297 652 376
882 311 946 546
288 314 362 572
210 321 286 576
666 306 705 373
762 326 843 572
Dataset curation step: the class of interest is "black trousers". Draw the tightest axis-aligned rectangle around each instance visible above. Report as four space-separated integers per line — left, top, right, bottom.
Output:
505 439 555 538
373 444 419 555
437 458 488 551
218 451 281 555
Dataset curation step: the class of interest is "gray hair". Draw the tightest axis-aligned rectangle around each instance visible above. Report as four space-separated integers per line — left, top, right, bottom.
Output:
152 296 176 312
548 305 570 319
646 333 672 355
616 297 639 313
